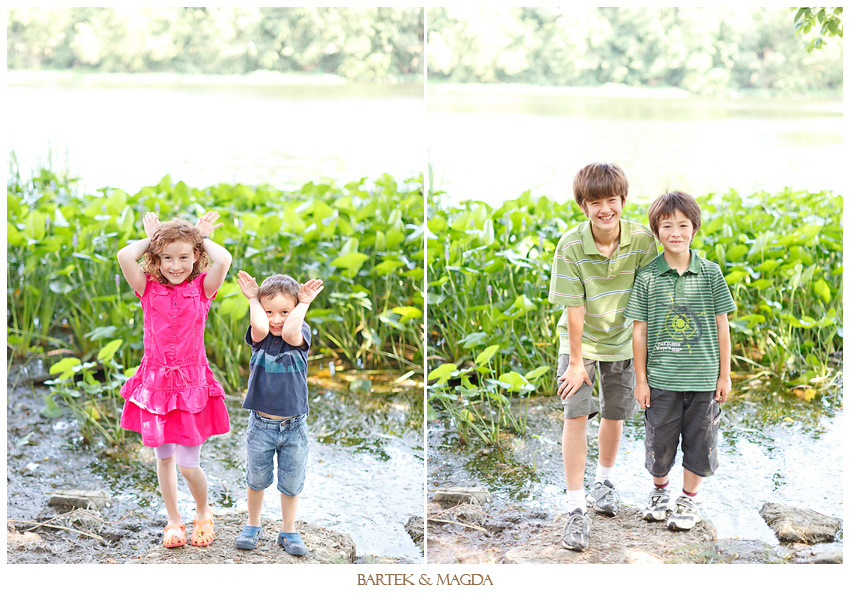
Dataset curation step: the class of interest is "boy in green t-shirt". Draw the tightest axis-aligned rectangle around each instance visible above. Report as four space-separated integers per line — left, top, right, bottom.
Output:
548 163 657 551
624 191 736 531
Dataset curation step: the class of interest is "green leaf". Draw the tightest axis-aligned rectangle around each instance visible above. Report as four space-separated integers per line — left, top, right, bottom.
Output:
391 306 422 322
474 344 501 366
498 371 530 391
49 357 82 380
330 252 370 277
97 339 123 362
813 278 831 303
525 366 550 381
49 280 75 294
724 270 748 285
428 363 457 384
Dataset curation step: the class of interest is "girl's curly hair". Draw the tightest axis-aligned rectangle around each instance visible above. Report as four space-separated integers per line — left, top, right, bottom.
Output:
141 219 209 284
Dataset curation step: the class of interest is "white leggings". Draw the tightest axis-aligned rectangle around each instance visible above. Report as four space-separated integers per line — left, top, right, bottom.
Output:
153 443 202 468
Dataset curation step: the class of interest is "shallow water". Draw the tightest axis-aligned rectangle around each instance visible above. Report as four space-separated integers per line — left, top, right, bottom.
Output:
428 378 843 544
8 371 424 562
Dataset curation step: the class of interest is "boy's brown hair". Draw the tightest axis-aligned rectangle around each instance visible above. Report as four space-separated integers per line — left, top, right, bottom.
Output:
573 162 629 206
258 274 301 304
142 219 209 284
647 190 702 236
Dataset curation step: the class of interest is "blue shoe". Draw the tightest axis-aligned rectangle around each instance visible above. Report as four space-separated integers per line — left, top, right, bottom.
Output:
277 531 308 556
235 525 263 550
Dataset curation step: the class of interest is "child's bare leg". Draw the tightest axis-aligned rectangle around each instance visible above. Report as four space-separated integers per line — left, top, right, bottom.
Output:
682 469 703 495
247 488 265 526
653 474 670 486
597 418 623 468
280 494 299 533
179 465 211 520
562 416 588 490
156 455 182 525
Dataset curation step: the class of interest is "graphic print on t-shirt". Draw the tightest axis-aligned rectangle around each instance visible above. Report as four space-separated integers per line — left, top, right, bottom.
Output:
655 303 705 355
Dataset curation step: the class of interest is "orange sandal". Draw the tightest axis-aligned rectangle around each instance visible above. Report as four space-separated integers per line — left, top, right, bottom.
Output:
191 516 215 547
163 523 187 548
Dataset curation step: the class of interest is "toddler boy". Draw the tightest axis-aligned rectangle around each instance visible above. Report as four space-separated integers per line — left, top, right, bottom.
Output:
624 191 735 530
548 163 658 551
234 270 324 554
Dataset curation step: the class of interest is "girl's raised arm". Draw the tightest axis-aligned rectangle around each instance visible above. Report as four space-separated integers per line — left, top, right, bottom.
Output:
116 212 160 296
196 211 233 299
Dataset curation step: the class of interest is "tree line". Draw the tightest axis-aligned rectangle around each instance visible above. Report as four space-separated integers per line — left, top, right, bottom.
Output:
427 7 842 94
6 7 423 82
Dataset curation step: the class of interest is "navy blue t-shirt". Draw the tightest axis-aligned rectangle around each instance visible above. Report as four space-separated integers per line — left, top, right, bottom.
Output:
242 322 311 417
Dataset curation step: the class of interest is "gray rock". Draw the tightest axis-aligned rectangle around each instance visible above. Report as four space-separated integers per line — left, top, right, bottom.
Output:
759 502 841 544
433 486 492 507
808 551 843 564
47 490 111 511
405 516 424 545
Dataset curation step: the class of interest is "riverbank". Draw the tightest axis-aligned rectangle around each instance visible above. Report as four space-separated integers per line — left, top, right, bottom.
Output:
7 371 424 564
427 380 843 564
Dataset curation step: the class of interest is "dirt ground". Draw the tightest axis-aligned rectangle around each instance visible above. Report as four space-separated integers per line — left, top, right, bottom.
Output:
427 500 728 564
6 378 420 564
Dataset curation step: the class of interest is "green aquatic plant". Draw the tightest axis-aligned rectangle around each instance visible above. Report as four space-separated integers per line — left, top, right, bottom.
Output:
427 187 842 443
7 166 423 444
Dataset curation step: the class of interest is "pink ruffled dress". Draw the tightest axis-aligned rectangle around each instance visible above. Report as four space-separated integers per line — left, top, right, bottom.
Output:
120 272 230 447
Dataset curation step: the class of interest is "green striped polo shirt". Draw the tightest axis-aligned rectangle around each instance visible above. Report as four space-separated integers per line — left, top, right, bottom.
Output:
548 219 658 361
624 251 736 392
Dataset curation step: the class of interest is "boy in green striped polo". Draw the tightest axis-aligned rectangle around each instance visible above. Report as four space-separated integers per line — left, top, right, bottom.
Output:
548 163 658 551
624 191 735 531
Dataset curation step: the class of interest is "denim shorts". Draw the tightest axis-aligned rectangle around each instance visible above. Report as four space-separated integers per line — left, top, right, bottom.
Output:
556 354 638 421
245 411 309 496
643 387 721 478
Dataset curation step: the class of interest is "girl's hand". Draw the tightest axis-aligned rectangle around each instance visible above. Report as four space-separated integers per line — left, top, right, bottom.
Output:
298 279 324 305
143 212 161 238
237 270 260 300
195 211 223 238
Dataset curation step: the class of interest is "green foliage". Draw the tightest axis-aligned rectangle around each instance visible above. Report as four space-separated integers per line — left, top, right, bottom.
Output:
8 167 424 443
793 7 843 51
6 7 423 81
427 7 842 94
427 187 843 444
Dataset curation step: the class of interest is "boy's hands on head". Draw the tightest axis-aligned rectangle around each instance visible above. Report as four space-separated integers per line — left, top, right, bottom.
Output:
557 362 592 399
237 270 260 300
143 212 161 238
195 211 223 237
297 279 324 306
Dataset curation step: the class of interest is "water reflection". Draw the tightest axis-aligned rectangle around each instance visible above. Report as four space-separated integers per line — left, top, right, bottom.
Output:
7 82 423 192
429 88 843 206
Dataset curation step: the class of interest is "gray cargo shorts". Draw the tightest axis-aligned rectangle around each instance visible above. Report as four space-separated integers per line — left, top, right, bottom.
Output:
643 387 721 478
556 354 638 421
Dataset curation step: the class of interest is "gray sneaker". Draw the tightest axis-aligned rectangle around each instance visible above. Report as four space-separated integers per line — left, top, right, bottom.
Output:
643 487 672 522
561 509 589 551
587 480 619 516
667 495 701 531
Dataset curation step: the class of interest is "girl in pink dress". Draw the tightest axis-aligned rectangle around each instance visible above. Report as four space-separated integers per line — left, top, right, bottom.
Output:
117 211 232 548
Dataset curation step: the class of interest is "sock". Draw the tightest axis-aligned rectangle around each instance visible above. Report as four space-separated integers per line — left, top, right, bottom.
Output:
654 480 670 491
595 463 614 484
567 489 586 513
683 488 698 499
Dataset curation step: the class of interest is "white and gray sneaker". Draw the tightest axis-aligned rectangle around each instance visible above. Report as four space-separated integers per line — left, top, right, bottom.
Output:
561 509 590 551
587 480 619 516
667 495 701 531
643 487 672 522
